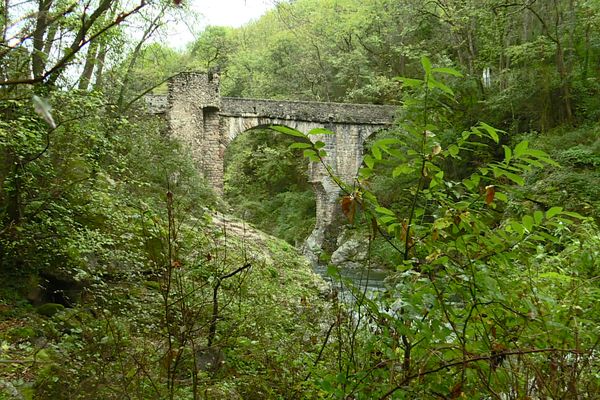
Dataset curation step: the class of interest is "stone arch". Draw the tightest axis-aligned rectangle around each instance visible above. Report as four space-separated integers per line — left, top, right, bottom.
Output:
219 118 344 255
220 116 330 145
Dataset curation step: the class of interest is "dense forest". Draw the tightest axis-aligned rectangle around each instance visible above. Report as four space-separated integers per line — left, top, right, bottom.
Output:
1 0 599 399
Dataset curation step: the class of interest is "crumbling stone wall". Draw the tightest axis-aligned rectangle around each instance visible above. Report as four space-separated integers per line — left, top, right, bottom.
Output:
167 72 222 189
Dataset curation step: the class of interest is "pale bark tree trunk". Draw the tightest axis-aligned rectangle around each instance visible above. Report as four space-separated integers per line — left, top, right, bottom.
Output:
46 0 113 86
78 40 99 90
31 0 53 80
42 23 57 58
117 4 167 109
93 41 108 90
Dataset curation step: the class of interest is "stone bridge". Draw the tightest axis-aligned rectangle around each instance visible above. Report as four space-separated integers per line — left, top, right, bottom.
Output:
147 72 397 254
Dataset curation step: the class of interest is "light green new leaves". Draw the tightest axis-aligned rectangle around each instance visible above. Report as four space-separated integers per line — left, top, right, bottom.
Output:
421 56 432 75
308 128 335 135
478 122 499 143
431 67 464 77
395 58 462 95
288 142 312 150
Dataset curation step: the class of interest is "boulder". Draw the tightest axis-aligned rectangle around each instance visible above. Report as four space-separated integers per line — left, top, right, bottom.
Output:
331 238 368 269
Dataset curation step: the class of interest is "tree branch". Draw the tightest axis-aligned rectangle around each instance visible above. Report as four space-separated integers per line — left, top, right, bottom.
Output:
0 1 147 86
379 347 582 399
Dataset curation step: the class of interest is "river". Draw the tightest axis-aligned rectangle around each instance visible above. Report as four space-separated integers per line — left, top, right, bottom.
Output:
313 264 388 305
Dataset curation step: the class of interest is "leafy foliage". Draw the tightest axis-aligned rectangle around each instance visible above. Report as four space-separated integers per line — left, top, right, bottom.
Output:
224 129 316 245
279 58 600 399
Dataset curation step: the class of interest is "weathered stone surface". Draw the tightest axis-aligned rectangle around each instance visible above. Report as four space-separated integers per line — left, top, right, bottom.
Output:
331 238 369 269
144 94 168 114
221 97 396 125
159 72 397 254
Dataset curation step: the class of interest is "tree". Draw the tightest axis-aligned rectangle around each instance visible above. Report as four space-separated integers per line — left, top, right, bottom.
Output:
0 0 150 88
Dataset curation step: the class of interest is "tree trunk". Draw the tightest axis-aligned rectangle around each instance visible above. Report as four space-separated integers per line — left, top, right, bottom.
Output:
556 41 573 123
1 0 8 43
93 41 108 90
117 5 166 109
78 40 99 90
42 23 57 58
31 0 53 80
45 0 112 86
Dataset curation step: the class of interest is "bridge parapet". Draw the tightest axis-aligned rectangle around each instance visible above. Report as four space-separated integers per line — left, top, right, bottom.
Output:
221 97 396 125
145 94 397 126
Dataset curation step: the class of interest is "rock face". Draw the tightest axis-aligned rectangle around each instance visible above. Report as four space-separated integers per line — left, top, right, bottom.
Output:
331 238 369 269
27 272 87 307
149 72 397 254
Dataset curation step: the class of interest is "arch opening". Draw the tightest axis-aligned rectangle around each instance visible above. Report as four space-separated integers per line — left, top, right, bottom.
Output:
223 126 316 247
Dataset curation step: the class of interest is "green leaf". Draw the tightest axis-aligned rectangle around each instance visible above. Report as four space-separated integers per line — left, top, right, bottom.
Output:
546 206 563 219
378 215 396 224
561 211 586 219
314 141 326 149
393 164 413 177
395 77 424 87
503 172 525 186
533 210 544 224
271 125 307 138
479 122 500 143
463 174 480 190
431 67 463 77
509 221 525 235
522 215 534 232
514 140 529 157
358 167 373 179
448 144 460 157
526 148 550 158
372 144 382 160
502 145 512 164
303 149 316 158
495 192 508 202
308 127 335 135
375 138 402 146
421 56 432 75
289 142 312 149
386 148 405 159
428 77 454 95
375 206 395 216
364 155 375 169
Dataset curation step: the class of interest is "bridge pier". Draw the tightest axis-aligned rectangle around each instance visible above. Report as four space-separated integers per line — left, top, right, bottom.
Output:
163 72 396 256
